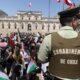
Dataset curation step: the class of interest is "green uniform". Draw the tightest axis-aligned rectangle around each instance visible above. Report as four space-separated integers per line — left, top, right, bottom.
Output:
38 26 80 80
38 26 78 61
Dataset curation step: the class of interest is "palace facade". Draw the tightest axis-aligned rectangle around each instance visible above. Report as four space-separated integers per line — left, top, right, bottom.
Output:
0 10 61 35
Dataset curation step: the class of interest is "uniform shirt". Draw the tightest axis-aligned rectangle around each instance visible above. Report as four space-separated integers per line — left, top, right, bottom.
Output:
38 26 80 80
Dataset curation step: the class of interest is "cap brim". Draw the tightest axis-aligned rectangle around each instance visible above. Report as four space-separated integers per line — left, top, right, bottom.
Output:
58 5 80 18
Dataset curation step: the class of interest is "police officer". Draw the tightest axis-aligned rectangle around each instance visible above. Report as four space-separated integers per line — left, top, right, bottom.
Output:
38 5 80 80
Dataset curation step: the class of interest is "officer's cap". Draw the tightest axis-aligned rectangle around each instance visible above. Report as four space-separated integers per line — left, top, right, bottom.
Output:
58 5 80 19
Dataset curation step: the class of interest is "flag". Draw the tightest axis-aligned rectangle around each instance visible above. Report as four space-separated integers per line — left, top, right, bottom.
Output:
8 37 14 46
28 2 32 7
64 0 73 6
27 60 37 74
57 0 61 3
0 71 9 80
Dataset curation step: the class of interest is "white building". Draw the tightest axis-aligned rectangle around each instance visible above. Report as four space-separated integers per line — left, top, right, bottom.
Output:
0 10 61 35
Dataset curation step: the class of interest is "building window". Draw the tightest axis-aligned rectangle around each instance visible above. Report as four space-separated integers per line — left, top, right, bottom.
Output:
22 17 23 20
2 22 4 29
53 24 55 30
48 24 50 31
36 17 37 20
42 24 44 30
59 25 61 29
28 24 31 31
15 26 17 29
29 17 30 20
22 23 24 29
8 22 10 29
15 23 17 29
35 23 37 29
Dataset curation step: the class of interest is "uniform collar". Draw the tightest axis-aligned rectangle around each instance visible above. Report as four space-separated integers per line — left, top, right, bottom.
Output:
60 26 74 30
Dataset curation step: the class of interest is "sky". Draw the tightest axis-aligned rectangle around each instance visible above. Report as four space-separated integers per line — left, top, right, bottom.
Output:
0 0 80 17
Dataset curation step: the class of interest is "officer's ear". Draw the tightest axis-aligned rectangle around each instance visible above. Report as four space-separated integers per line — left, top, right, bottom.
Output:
72 17 79 30
72 17 75 23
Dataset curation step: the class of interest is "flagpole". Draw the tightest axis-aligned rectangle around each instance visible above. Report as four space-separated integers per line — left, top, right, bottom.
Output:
62 0 65 10
28 2 32 12
48 0 50 32
72 0 75 6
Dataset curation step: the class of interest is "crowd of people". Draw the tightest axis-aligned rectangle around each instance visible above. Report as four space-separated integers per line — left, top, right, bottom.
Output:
0 32 49 80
